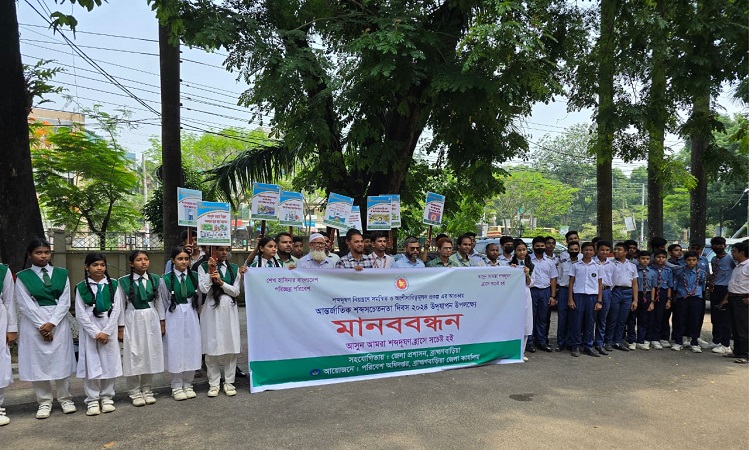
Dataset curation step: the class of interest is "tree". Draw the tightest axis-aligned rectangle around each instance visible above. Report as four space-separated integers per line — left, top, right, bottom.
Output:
31 125 139 249
158 0 585 216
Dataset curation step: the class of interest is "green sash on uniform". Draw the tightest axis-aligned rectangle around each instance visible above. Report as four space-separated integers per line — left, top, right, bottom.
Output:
162 271 197 304
17 267 68 306
76 279 117 311
200 262 238 285
118 274 159 310
0 264 8 293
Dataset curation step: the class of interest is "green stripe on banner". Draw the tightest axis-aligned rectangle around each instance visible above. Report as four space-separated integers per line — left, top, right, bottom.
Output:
250 340 521 388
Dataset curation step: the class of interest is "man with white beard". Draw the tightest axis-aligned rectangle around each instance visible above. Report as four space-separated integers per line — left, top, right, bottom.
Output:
297 234 335 269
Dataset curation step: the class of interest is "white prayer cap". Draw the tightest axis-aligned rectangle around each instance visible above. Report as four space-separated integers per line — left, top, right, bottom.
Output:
309 233 325 243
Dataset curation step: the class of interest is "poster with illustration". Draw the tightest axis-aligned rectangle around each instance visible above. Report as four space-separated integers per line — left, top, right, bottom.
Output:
279 190 305 227
251 183 281 221
367 196 393 231
347 206 363 232
390 194 401 228
197 201 232 246
422 192 445 226
323 193 354 230
177 188 202 227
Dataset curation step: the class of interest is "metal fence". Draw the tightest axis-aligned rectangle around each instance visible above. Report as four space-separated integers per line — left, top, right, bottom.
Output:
58 232 258 251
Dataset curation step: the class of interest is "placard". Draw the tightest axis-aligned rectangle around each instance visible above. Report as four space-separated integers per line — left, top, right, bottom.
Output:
177 188 202 227
367 196 393 231
347 206 363 232
197 201 232 246
279 190 305 227
423 192 445 226
323 193 354 230
390 194 401 228
251 183 281 221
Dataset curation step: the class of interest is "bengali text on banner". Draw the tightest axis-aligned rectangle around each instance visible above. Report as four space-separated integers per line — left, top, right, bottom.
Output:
244 267 526 392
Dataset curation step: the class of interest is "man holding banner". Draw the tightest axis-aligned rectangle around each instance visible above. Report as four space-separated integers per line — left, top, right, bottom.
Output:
392 237 425 268
297 234 335 269
335 230 374 270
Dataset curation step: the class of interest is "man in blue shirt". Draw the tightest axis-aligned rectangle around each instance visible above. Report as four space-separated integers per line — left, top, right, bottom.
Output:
392 237 425 268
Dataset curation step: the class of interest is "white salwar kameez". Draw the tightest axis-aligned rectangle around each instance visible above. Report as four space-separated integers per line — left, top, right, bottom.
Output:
0 269 17 409
159 270 201 389
75 278 123 404
16 265 76 405
116 273 165 396
523 272 534 353
199 263 241 387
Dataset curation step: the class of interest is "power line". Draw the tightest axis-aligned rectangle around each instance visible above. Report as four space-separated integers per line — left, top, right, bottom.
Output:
20 22 160 43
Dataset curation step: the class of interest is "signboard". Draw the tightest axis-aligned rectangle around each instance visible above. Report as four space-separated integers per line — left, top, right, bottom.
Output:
245 267 525 392
251 183 281 221
423 192 445 226
347 206 363 232
196 201 232 246
366 195 393 231
323 193 354 230
177 188 202 227
390 194 401 228
279 190 305 228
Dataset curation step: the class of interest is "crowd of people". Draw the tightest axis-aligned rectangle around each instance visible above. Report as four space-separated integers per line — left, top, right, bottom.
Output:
0 229 746 426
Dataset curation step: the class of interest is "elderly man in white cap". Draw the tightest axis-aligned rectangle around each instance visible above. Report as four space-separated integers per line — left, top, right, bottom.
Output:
297 233 335 269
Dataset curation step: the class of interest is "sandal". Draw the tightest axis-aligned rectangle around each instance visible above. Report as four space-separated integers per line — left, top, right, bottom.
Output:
734 358 748 364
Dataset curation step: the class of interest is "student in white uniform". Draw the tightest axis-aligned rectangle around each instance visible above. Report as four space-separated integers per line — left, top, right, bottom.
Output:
74 253 122 416
0 263 17 425
116 250 165 407
199 245 242 397
160 246 202 401
15 238 77 419
510 240 534 362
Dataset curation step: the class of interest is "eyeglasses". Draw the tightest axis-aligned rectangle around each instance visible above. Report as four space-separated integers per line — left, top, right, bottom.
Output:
310 241 326 247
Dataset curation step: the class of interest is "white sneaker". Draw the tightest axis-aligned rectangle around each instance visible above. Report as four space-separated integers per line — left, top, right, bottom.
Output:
671 344 682 351
101 399 116 413
522 356 529 362
36 403 52 419
207 386 220 397
691 345 702 353
131 392 146 407
184 387 196 399
143 392 156 405
223 383 237 397
659 340 671 348
697 338 711 349
61 400 77 414
712 344 729 354
86 402 100 416
172 388 188 401
682 338 691 348
651 341 663 350
636 343 650 350
0 407 9 426
628 342 636 350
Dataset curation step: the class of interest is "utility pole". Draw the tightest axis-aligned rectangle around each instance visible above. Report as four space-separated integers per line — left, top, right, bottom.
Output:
159 24 181 257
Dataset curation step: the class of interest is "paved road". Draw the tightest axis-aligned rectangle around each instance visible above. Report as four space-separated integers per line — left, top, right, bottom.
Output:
3 310 747 449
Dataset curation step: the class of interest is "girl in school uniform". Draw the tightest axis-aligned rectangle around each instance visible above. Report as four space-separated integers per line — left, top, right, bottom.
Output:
0 262 17 425
75 253 122 416
250 237 280 268
116 250 165 407
159 246 202 401
198 245 241 397
511 240 535 362
15 238 77 419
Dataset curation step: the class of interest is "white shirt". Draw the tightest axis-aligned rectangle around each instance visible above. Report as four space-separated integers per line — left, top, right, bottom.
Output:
297 254 334 269
371 253 394 269
558 258 579 287
611 259 638 287
498 254 513 267
529 255 557 289
728 259 749 294
570 259 601 294
595 257 615 287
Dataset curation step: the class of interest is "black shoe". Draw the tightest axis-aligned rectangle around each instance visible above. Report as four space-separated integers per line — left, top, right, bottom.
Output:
527 345 537 353
594 346 609 355
583 347 600 357
613 344 630 352
541 345 553 352
571 347 580 357
235 366 248 378
554 346 564 352
604 344 614 352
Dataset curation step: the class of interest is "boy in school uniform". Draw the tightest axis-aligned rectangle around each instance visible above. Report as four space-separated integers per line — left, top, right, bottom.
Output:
559 230 580 262
498 236 515 266
634 251 658 350
555 242 579 352
529 236 557 352
649 250 673 349
708 236 735 354
605 242 639 352
543 236 560 344
670 251 707 353
594 241 615 355
567 242 602 357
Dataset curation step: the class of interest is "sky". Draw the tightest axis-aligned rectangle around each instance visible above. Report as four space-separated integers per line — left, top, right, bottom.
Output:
17 0 744 177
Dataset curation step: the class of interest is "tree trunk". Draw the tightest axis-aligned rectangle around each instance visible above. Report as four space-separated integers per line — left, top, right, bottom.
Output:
689 91 710 244
594 0 617 242
646 0 667 239
0 1 45 271
159 25 182 257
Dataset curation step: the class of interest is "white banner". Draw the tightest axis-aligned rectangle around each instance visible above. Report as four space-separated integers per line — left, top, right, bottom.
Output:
245 267 525 392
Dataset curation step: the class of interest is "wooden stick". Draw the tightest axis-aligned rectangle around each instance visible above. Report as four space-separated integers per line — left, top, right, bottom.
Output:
423 225 433 261
289 226 294 236
260 219 266 237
